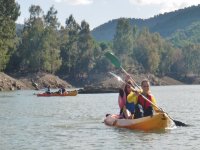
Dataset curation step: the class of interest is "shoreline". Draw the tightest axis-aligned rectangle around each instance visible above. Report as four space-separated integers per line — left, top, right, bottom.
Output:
0 72 186 92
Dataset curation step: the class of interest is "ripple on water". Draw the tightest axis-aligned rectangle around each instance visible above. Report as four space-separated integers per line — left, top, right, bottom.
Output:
0 88 200 150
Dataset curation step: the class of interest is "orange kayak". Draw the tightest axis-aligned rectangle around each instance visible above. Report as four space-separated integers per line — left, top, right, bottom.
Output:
37 90 78 97
104 112 175 131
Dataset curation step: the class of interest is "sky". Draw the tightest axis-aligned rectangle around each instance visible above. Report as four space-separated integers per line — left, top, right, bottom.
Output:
15 0 200 30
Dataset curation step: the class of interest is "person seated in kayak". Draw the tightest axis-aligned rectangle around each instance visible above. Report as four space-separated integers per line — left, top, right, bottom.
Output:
126 84 143 119
118 88 125 116
118 84 130 119
125 81 138 119
61 87 67 94
56 85 67 94
118 77 139 119
136 79 159 117
118 78 130 118
56 88 62 94
45 85 51 94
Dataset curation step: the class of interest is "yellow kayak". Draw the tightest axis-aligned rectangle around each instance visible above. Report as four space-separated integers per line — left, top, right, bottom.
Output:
104 113 175 131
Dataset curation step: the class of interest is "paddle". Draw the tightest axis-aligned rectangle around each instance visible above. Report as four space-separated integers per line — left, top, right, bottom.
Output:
109 72 189 127
105 52 189 126
105 52 141 90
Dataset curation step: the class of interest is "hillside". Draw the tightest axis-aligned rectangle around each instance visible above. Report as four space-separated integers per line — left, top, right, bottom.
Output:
168 21 200 47
92 4 200 41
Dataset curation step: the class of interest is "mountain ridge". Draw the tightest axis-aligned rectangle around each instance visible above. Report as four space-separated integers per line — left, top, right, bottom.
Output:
91 4 200 41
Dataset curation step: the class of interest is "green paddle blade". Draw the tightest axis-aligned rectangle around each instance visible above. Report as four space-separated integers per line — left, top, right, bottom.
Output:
104 52 121 68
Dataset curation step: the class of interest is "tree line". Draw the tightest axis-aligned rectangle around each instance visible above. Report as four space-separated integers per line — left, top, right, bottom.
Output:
1 1 200 82
113 18 200 78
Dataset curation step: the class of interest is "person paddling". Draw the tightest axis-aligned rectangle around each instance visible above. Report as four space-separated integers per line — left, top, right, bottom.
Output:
45 85 51 94
136 79 159 117
118 76 139 119
56 85 67 94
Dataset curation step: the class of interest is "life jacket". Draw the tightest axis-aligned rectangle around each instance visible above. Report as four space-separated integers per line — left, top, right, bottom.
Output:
137 94 153 110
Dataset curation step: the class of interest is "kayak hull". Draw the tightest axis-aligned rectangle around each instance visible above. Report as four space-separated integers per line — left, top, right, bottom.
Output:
37 90 78 97
104 113 175 131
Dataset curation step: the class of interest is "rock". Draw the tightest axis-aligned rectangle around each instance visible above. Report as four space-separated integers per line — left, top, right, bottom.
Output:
78 86 118 94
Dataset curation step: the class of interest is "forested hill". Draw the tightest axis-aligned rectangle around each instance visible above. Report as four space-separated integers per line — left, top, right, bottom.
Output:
92 4 200 41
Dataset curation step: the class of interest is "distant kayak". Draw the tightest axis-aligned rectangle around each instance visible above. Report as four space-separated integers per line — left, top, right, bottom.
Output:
104 112 175 131
37 90 78 97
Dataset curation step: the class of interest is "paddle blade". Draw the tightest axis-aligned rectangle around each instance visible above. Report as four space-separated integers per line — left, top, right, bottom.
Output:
104 52 121 68
173 120 189 127
109 72 125 84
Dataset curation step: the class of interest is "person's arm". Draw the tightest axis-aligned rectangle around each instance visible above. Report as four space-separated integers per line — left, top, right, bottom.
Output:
122 106 132 119
127 91 138 104
118 94 123 109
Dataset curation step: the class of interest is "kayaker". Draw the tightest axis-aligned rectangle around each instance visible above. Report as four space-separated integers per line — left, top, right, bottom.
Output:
118 83 133 119
118 88 126 117
118 77 139 119
61 87 66 94
45 85 51 94
124 82 136 118
136 79 159 117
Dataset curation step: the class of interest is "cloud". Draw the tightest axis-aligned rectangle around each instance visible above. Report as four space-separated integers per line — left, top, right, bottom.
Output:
131 0 163 5
54 0 93 5
129 0 200 13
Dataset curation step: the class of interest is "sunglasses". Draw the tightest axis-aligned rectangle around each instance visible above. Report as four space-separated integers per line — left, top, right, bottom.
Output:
142 85 149 87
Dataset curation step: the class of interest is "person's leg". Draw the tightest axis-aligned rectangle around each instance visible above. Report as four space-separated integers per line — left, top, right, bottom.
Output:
144 106 153 117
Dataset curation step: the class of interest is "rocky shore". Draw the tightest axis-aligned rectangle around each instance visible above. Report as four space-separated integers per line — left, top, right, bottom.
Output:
0 72 72 91
0 72 184 93
77 72 184 93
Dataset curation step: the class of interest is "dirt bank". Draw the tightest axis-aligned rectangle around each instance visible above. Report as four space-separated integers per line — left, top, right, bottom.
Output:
0 72 28 91
0 72 184 92
0 72 72 91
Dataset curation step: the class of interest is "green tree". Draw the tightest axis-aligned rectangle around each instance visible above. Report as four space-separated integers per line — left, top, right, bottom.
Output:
60 14 80 75
58 26 69 74
41 6 61 73
76 20 95 78
170 49 185 77
113 18 133 55
182 44 200 76
158 42 181 76
18 5 44 72
113 18 134 70
134 28 160 73
0 0 20 71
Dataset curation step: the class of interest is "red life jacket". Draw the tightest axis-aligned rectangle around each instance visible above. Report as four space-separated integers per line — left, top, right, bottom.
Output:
137 94 152 110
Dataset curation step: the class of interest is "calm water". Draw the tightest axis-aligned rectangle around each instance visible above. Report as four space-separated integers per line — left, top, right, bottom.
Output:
0 85 200 150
